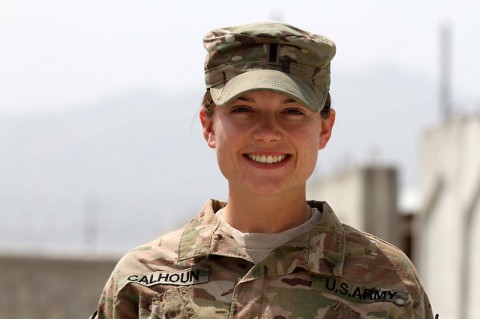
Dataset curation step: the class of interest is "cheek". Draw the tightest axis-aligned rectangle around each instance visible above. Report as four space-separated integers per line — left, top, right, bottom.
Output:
295 129 320 169
214 133 237 168
298 149 318 180
215 143 243 182
296 126 321 149
216 124 244 148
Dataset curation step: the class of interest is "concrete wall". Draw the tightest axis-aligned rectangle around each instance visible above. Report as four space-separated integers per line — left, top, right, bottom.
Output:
0 254 117 319
416 115 480 319
307 166 404 251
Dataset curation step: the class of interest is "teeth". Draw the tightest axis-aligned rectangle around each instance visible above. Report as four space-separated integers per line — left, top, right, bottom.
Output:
248 154 287 164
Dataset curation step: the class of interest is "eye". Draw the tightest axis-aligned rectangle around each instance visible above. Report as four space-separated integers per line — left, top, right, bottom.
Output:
231 106 252 113
283 108 304 115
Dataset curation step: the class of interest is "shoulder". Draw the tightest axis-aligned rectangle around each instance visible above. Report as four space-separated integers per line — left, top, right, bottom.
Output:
342 224 434 316
342 223 413 274
341 223 427 302
110 199 223 282
111 226 187 281
312 201 428 305
312 200 420 287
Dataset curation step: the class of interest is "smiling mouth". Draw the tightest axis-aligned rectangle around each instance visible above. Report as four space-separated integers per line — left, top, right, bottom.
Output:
246 154 289 164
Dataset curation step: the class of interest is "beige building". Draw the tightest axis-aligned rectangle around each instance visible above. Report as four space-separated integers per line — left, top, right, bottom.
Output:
416 114 480 319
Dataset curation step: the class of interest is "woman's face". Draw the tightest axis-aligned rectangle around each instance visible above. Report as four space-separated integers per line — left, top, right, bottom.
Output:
200 90 335 198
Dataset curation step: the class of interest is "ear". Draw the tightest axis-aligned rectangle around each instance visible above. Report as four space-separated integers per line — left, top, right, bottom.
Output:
319 109 336 150
200 109 216 148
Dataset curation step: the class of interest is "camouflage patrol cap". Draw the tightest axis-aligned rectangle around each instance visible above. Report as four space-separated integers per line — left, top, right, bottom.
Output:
203 21 336 112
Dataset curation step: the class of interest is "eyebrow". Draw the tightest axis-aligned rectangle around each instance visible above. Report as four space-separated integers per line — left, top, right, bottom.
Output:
236 96 296 104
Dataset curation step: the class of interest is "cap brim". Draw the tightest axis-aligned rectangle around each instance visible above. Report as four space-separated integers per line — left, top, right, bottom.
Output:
209 70 327 112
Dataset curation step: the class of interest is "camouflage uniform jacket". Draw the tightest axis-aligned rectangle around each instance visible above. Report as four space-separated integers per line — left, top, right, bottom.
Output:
95 199 434 318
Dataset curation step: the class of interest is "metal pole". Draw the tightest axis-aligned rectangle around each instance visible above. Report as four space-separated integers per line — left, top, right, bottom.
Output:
439 23 452 120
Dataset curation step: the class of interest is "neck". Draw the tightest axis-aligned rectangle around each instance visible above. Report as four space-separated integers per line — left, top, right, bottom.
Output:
222 186 311 233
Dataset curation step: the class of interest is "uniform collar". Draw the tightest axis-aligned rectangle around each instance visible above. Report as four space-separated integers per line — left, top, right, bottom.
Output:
178 199 345 277
306 200 345 277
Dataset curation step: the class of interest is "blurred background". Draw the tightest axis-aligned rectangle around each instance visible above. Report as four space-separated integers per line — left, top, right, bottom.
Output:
1 0 479 318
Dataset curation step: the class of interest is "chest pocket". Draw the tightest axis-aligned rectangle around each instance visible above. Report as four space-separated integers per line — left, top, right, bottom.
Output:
148 288 191 319
145 286 231 319
324 302 363 319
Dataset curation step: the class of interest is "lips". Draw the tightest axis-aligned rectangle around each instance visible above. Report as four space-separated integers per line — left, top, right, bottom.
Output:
246 154 289 164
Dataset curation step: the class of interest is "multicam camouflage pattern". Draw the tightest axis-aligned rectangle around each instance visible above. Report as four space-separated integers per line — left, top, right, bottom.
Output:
95 200 433 318
203 21 336 112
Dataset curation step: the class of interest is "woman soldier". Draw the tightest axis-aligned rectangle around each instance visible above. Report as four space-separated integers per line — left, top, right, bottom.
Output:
92 21 434 318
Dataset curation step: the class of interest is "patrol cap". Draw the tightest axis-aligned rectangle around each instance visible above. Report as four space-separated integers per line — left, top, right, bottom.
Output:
203 21 336 112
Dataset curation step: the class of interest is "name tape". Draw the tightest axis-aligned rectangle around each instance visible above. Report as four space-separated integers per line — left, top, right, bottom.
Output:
126 268 209 287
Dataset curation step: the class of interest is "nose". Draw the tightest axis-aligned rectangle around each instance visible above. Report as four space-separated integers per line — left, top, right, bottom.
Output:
252 115 282 143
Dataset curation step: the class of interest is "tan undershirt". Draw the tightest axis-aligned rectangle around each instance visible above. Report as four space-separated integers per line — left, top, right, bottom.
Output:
217 207 321 264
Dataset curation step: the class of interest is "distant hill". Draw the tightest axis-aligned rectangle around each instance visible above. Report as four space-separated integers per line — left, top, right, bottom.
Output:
0 65 438 254
0 90 227 254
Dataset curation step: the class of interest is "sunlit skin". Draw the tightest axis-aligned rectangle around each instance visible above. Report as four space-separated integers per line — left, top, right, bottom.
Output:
200 90 335 233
